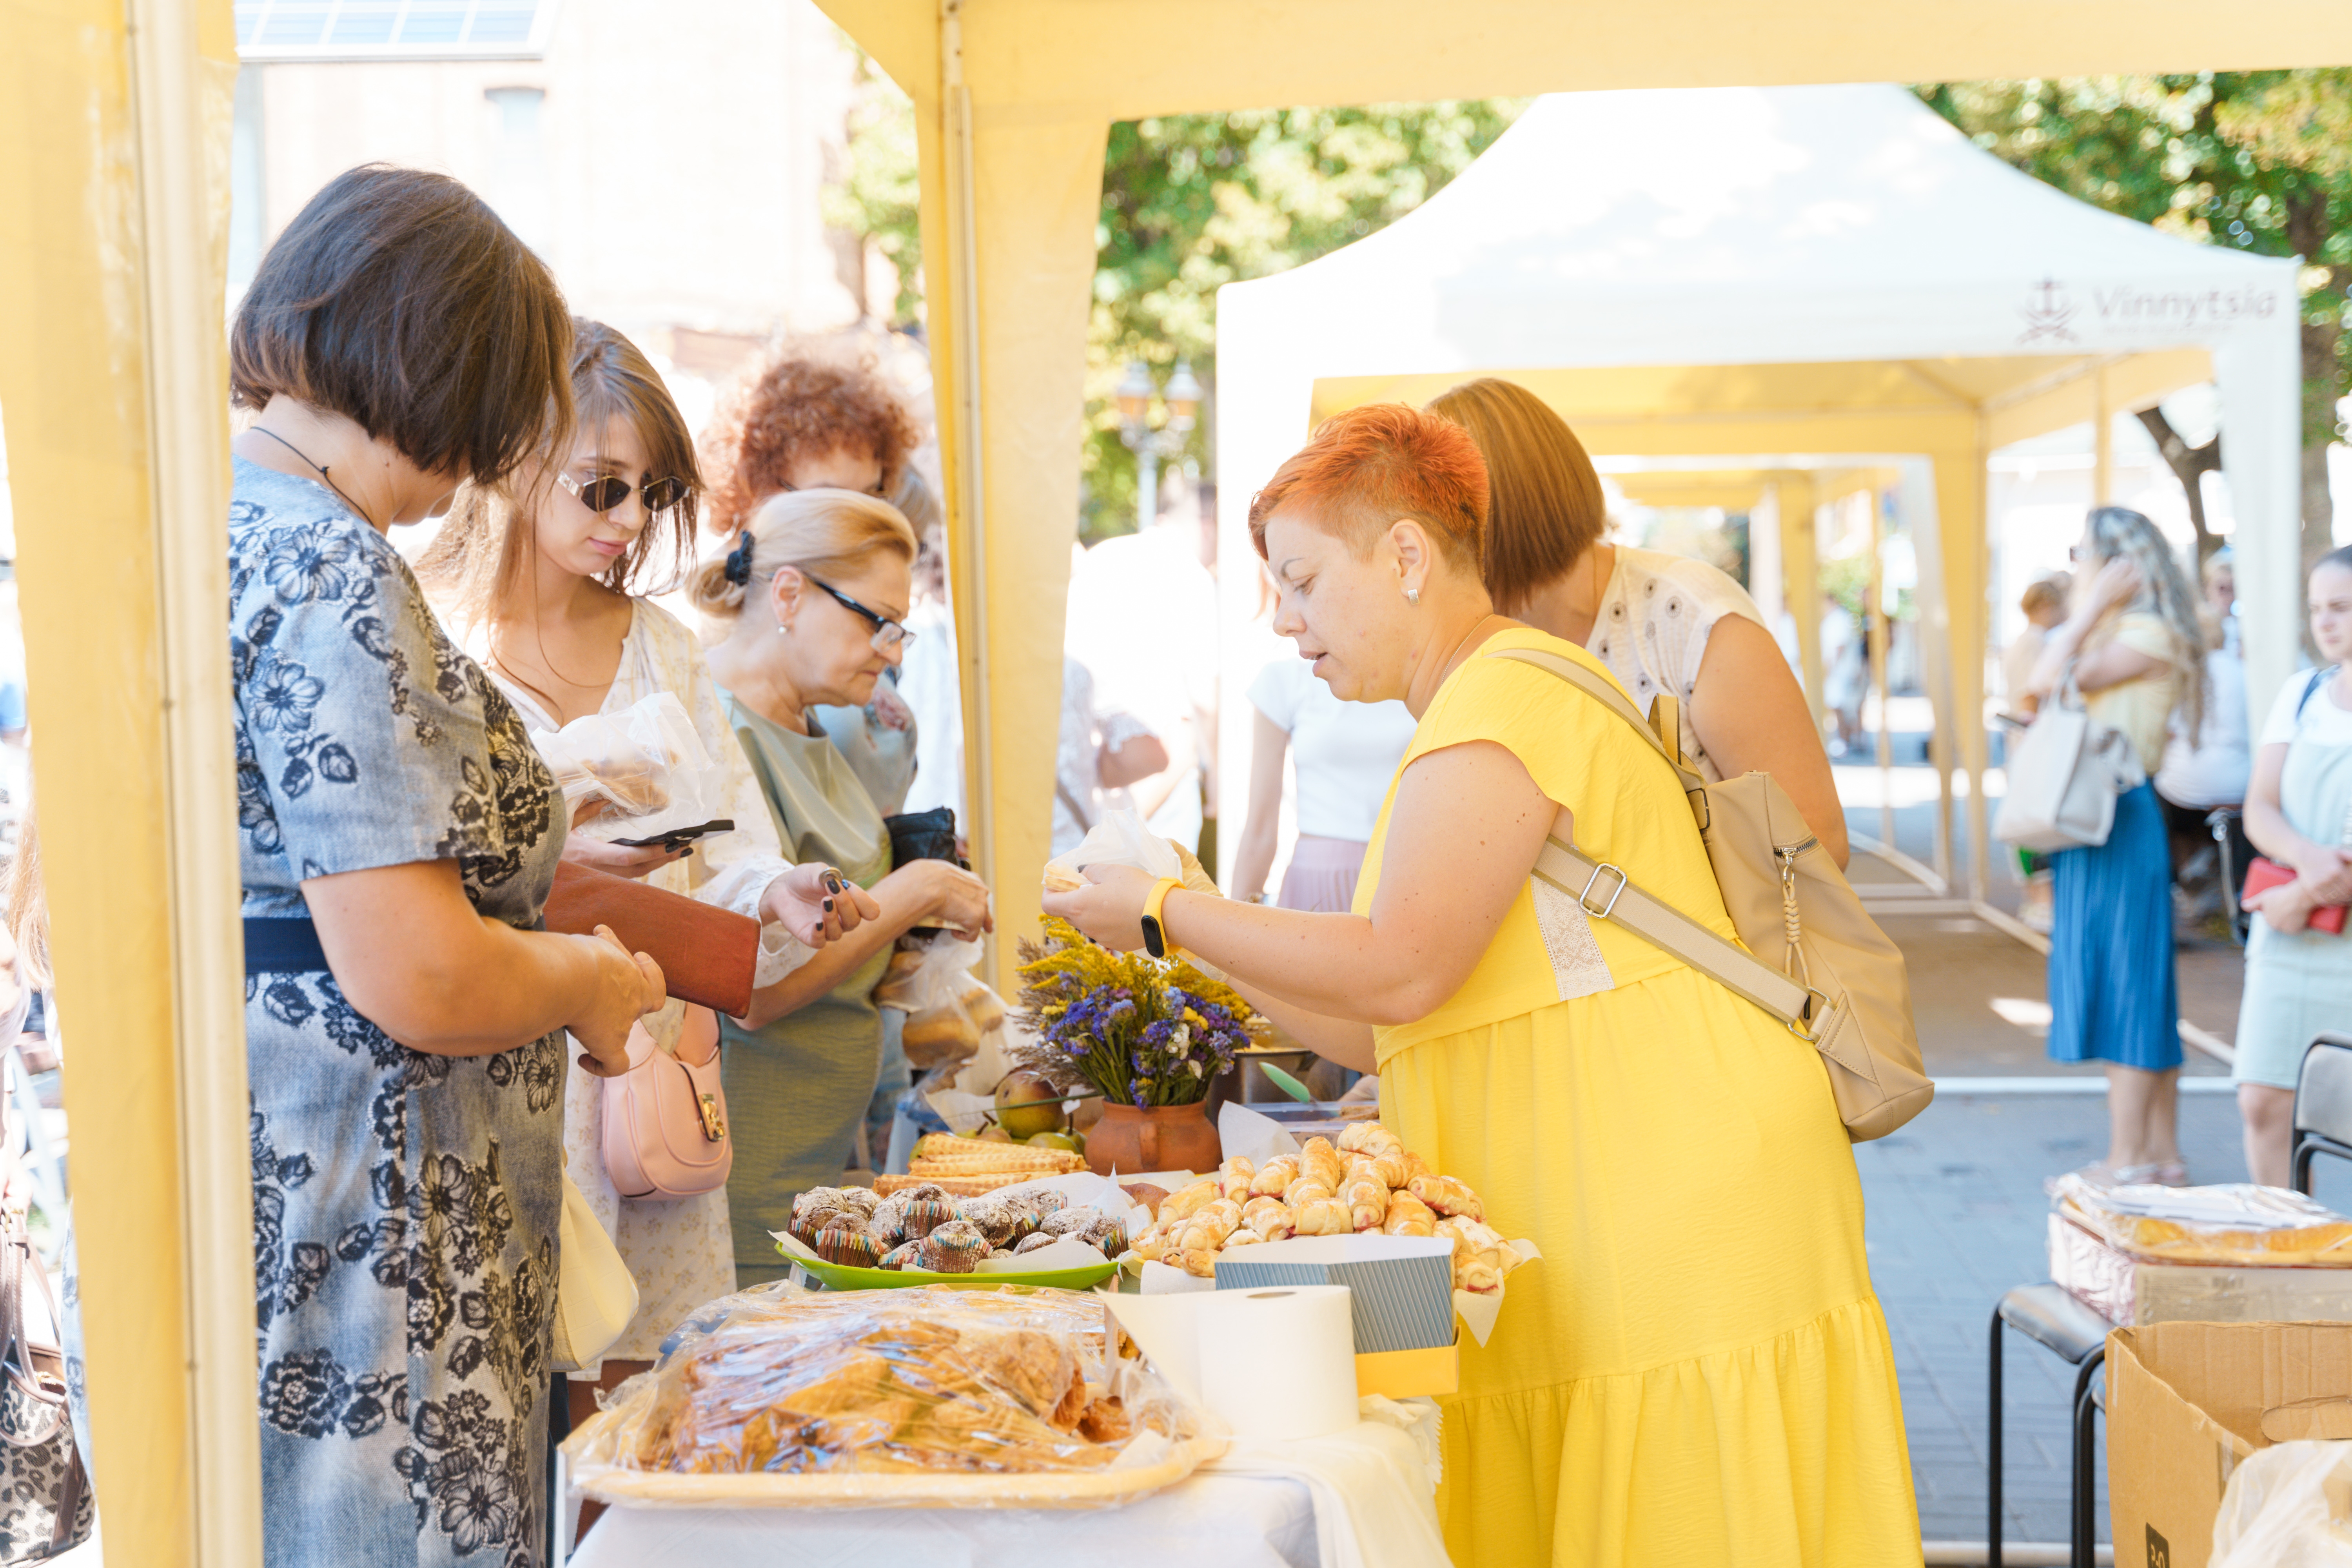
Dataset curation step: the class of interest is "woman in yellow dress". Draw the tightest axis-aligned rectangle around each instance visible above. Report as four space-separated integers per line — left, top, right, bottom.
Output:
1045 404 1918 1567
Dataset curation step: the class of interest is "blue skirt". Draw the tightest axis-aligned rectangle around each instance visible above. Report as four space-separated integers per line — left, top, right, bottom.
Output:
2047 781 2181 1070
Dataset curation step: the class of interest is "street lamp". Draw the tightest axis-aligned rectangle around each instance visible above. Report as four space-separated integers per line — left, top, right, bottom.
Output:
1114 358 1201 532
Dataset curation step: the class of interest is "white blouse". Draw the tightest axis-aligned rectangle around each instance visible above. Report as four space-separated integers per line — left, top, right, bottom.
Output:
1583 546 1770 784
460 597 809 1367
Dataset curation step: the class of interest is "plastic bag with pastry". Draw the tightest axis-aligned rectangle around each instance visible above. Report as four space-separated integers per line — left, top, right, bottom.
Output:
1342 1174 1391 1233
1217 1155 1256 1204
1292 1196 1353 1236
882 932 1005 1073
534 691 728 842
1247 1156 1300 1198
1408 1172 1485 1221
1380 1190 1437 1236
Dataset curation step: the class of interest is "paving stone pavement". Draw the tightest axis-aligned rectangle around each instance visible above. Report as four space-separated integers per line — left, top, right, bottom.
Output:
1856 1089 2279 1546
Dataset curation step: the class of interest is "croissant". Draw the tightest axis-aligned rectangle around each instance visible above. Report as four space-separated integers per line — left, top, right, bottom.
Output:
1299 1137 1345 1191
1347 1149 1408 1191
1173 1207 1238 1251
1408 1172 1484 1221
1338 1121 1402 1157
1177 1247 1220 1278
1292 1196 1352 1236
1343 1176 1390 1232
1129 1226 1169 1262
1435 1215 1509 1292
1160 1180 1223 1223
1218 1156 1257 1204
1283 1176 1336 1208
1242 1196 1296 1241
1401 1151 1434 1185
1199 1197 1244 1236
1381 1190 1437 1236
1248 1157 1300 1198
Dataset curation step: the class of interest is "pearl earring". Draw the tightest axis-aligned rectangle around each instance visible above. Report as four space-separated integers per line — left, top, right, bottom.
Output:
777 622 791 636
1404 586 1421 606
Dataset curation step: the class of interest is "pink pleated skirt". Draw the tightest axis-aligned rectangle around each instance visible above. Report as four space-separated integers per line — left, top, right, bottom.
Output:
1276 834 1370 915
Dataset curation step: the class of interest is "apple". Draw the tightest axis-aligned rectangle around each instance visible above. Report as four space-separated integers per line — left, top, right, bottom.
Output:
995 1070 1066 1141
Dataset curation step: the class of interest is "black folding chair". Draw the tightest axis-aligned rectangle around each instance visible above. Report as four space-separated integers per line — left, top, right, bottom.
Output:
1988 1283 2111 1568
2292 1033 2352 1195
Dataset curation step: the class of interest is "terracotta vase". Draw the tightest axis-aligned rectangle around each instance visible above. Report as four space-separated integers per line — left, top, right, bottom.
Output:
1085 1100 1221 1178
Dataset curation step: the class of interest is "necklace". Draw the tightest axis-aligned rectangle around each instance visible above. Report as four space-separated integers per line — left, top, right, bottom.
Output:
247 425 379 527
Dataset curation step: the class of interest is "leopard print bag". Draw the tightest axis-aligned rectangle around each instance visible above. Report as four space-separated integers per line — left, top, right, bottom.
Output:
0 1145 89 1561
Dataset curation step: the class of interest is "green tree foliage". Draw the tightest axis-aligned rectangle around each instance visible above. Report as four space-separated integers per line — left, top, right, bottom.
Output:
1918 74 2352 563
822 51 924 327
1082 102 1524 537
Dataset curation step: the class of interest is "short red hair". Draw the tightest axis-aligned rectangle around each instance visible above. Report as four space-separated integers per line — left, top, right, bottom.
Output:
1248 403 1488 569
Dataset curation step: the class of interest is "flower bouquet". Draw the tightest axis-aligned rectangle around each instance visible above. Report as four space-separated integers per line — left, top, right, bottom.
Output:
1012 917 1265 1174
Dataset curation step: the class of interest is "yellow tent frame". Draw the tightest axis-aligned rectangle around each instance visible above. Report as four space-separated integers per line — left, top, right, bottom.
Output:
6 0 2352 1555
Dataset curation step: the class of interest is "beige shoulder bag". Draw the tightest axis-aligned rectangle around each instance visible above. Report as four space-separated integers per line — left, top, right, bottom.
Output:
1490 647 1934 1143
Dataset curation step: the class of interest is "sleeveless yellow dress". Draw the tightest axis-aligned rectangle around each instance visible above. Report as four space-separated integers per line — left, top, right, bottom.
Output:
1357 629 1919 1568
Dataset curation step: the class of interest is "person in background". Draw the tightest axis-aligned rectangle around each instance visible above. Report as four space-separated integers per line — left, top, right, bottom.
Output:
416 319 871 1431
2022 507 2206 1187
1820 590 1866 759
700 341 924 811
1064 478 1220 853
1230 650 1417 913
2007 575 2075 930
1426 378 1848 866
2154 554 2252 920
693 490 993 1282
2003 577 2071 719
225 165 668 1566
1051 657 1167 857
2232 545 2352 1186
1048 404 1917 1568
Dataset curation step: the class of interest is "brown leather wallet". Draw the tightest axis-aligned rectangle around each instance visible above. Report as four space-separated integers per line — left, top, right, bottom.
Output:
543 860 762 1016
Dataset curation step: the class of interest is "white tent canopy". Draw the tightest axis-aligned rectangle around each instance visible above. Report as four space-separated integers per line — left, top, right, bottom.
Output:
1214 83 2301 897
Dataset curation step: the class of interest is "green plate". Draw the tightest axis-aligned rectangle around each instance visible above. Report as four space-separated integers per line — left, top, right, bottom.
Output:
777 1245 1118 1294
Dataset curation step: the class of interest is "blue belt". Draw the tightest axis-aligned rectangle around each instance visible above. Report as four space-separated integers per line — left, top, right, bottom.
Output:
243 917 329 975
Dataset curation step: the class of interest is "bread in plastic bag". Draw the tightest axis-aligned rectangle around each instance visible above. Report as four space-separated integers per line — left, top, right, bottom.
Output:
571 1281 1216 1485
1041 808 1180 893
2211 1439 2352 1567
874 933 1007 1071
533 691 727 842
2050 1176 2352 1266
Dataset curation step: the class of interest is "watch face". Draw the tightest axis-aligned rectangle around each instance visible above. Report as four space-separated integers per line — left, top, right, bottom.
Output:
1141 916 1168 959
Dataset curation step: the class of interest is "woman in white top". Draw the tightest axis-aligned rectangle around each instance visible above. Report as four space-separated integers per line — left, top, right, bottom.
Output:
1427 379 1847 866
2233 545 2352 1185
417 321 880 1424
1231 652 1420 912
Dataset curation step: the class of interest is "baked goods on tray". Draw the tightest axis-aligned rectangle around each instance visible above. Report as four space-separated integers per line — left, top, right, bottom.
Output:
605 1283 1204 1476
2051 1175 2352 1266
786 1182 1125 1270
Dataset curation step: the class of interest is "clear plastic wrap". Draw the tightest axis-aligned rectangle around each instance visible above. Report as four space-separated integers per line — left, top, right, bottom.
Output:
873 934 1007 1072
2051 1175 2352 1266
533 691 727 842
564 1282 1224 1508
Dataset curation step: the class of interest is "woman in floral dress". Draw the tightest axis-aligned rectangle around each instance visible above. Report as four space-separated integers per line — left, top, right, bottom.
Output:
419 319 876 1427
227 167 668 1567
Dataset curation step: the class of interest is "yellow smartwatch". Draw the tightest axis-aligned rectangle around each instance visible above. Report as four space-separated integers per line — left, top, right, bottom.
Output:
1140 876 1183 959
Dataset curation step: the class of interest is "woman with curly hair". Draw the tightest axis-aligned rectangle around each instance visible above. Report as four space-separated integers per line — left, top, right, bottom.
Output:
2021 506 2209 1185
700 344 920 532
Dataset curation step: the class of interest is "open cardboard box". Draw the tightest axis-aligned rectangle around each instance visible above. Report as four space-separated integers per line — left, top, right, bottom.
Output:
2107 1320 2352 1568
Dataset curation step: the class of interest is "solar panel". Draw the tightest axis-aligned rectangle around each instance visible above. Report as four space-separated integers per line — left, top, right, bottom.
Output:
233 0 559 61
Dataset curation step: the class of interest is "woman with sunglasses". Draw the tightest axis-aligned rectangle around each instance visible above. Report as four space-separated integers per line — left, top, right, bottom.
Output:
418 320 880 1419
693 490 994 1282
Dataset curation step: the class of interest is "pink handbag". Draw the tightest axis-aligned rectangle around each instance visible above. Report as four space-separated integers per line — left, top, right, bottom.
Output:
601 1007 733 1199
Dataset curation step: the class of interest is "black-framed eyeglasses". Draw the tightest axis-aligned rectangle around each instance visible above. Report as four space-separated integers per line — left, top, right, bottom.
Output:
557 470 690 515
802 573 916 652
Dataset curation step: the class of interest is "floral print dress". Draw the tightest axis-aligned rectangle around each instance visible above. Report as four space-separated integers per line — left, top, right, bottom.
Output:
230 458 566 1568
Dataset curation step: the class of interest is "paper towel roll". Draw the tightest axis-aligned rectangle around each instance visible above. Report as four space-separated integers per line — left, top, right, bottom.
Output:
1108 1284 1358 1441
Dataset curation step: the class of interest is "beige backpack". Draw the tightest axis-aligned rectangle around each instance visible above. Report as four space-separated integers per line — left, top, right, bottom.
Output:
1491 648 1934 1143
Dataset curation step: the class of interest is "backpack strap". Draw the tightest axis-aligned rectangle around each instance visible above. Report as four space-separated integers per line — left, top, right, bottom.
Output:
1485 648 1818 1035
2297 665 2338 721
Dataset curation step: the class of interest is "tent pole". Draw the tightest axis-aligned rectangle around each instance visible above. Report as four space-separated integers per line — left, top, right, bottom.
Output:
1775 473 1824 731
2092 364 2113 508
1869 490 1893 850
1969 418 1994 904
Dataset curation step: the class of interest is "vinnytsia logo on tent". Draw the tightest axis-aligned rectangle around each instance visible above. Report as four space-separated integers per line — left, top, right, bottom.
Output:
2018 276 2282 346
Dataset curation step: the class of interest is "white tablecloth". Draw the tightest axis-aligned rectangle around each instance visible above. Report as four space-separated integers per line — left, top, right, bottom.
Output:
567 1472 1321 1568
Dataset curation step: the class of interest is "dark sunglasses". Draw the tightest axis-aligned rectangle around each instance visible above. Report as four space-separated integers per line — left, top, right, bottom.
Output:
558 470 690 515
802 573 916 652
